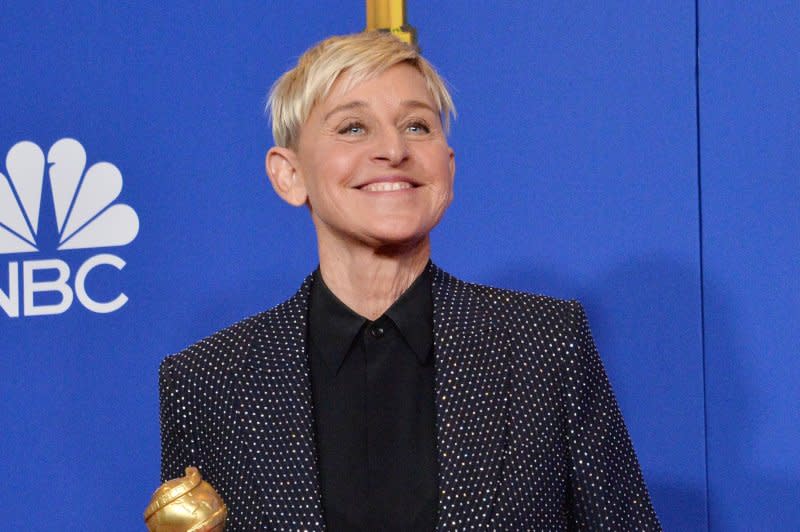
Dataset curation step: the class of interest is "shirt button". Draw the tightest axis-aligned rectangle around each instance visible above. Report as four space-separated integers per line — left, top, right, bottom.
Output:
370 326 384 339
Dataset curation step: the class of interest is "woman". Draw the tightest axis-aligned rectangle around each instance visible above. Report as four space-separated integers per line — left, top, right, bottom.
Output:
159 31 661 531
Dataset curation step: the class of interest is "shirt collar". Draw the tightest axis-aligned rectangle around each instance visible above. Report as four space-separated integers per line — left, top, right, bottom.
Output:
309 271 366 374
384 265 433 365
308 265 433 374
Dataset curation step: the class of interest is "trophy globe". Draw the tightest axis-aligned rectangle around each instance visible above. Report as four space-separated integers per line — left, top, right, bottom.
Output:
144 467 227 532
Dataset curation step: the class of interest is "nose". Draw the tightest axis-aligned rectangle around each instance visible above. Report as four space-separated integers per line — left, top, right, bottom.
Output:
372 127 409 166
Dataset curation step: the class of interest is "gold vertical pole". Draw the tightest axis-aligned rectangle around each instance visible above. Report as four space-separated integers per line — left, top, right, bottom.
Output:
365 0 417 46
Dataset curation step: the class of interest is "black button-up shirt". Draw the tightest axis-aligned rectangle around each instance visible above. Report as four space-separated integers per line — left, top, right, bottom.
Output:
308 267 437 531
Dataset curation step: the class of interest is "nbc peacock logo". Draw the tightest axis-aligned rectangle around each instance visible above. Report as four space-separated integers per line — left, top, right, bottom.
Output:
0 138 139 318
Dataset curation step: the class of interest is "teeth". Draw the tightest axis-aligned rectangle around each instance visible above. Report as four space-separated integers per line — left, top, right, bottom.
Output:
362 181 413 192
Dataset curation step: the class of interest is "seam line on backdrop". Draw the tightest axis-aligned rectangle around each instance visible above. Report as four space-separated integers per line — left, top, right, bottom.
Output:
694 1 711 531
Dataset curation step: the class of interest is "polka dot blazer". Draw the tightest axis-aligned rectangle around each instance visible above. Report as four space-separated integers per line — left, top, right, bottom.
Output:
160 263 661 531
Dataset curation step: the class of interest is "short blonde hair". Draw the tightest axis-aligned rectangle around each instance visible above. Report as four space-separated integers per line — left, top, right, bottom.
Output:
267 31 455 148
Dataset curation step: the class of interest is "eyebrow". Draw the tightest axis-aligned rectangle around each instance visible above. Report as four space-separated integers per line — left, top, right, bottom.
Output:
323 101 368 122
398 99 437 114
322 99 438 122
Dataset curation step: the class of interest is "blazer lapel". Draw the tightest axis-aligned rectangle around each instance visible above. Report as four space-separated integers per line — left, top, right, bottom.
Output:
231 265 510 530
431 265 510 530
238 275 325 530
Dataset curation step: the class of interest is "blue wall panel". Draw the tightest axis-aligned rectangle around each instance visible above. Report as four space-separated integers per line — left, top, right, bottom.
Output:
699 2 800 529
0 2 717 529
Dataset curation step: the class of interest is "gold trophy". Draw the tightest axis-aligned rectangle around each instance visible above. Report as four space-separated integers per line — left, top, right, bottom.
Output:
144 467 227 532
366 0 417 46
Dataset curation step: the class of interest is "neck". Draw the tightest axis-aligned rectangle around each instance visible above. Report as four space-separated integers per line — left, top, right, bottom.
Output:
317 237 430 320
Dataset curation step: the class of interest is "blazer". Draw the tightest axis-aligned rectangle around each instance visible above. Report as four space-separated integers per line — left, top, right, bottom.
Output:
159 263 661 531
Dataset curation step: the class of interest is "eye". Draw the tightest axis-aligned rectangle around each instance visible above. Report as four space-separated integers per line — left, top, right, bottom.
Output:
405 120 431 134
337 121 366 135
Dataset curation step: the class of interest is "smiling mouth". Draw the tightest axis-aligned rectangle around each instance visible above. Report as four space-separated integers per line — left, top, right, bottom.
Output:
359 181 416 192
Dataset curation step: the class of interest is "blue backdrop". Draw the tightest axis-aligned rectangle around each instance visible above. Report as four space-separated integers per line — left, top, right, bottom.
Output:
0 2 796 530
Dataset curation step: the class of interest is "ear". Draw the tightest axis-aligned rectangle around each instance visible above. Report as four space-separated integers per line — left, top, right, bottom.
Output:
266 146 307 207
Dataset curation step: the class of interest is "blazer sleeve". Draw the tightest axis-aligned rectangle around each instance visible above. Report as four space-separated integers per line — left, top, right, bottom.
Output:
564 302 661 531
158 354 194 483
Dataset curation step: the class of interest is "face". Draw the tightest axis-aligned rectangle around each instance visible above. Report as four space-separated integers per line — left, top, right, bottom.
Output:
271 63 455 252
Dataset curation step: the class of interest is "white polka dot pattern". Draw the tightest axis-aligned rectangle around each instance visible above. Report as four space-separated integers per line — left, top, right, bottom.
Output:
160 263 661 530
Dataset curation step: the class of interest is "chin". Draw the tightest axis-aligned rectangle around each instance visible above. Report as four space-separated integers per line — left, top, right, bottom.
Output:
364 226 431 251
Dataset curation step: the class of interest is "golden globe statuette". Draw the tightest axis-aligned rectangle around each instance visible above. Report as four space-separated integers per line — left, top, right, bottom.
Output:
144 467 227 532
366 0 417 46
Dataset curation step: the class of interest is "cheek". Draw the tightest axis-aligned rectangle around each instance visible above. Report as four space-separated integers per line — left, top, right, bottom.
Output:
435 157 455 212
429 167 454 216
316 152 363 191
302 154 340 194
438 186 454 214
433 154 455 193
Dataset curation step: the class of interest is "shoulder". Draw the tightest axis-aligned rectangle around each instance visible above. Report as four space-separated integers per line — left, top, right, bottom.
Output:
433 265 585 331
160 274 312 381
159 311 260 381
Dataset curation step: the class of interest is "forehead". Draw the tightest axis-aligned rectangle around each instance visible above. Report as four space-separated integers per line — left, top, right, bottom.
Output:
316 63 435 114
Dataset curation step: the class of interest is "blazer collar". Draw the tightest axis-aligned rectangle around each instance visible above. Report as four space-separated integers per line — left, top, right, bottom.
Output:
237 274 325 529
240 263 509 530
430 265 510 529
